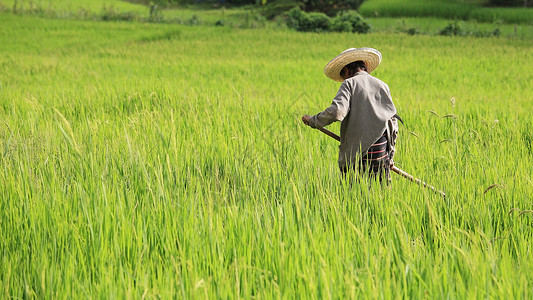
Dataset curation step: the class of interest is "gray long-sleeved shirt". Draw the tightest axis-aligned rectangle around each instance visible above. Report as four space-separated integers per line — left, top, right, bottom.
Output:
308 71 397 169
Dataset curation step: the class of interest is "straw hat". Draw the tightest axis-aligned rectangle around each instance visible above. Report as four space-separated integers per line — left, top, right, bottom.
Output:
323 47 382 82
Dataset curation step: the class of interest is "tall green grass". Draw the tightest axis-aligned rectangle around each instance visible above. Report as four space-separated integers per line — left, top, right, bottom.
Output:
470 6 533 24
0 0 264 27
360 0 474 19
1 12 533 298
1 0 147 12
366 17 533 38
360 0 533 24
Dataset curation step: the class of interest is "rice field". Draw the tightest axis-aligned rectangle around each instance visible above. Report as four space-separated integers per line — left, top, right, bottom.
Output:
1 8 533 299
0 0 262 27
359 0 533 25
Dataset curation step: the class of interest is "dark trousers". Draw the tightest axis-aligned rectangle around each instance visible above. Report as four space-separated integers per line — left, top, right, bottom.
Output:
341 133 391 185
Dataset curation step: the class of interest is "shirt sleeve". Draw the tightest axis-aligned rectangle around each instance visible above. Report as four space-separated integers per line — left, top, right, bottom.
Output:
308 80 352 129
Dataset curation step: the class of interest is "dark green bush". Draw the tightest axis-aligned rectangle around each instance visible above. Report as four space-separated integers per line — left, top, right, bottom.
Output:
307 12 331 32
440 21 462 36
286 6 306 29
225 0 258 6
186 14 202 25
331 10 370 33
263 0 365 18
101 5 138 21
148 2 163 23
488 0 530 7
406 27 419 35
330 19 352 32
286 7 330 32
303 0 364 16
260 0 301 19
439 21 502 37
287 7 370 33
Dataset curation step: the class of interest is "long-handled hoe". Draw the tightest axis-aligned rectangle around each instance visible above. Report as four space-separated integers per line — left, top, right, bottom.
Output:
314 126 446 199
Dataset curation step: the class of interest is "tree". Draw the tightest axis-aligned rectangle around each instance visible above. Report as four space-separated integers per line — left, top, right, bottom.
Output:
488 0 530 7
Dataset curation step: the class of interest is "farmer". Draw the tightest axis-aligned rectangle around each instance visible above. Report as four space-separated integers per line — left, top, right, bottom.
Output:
302 47 399 183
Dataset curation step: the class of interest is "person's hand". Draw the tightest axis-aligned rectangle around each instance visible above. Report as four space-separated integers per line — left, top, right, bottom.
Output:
302 115 311 126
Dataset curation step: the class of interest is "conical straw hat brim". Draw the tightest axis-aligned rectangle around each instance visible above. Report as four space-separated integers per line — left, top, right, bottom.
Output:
323 48 382 82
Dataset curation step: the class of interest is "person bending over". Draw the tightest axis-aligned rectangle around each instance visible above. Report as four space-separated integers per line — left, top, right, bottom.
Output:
302 47 400 184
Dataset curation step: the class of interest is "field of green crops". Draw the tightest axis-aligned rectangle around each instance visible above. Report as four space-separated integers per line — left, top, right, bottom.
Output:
359 0 533 25
1 5 533 298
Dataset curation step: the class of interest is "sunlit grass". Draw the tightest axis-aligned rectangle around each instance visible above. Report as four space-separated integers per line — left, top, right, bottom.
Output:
1 0 147 12
367 17 533 38
0 0 264 27
360 0 533 25
1 12 532 298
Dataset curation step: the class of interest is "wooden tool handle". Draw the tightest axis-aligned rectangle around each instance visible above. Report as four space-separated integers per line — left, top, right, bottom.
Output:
313 126 446 198
318 127 340 141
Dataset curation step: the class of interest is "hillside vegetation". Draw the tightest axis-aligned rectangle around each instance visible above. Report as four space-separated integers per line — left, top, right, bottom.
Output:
2 0 533 39
359 0 533 24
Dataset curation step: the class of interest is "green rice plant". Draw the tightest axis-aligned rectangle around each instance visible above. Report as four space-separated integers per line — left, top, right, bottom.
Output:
359 0 474 19
470 6 533 24
440 20 463 35
359 0 533 24
0 0 257 27
2 0 147 13
1 11 533 299
367 16 533 38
